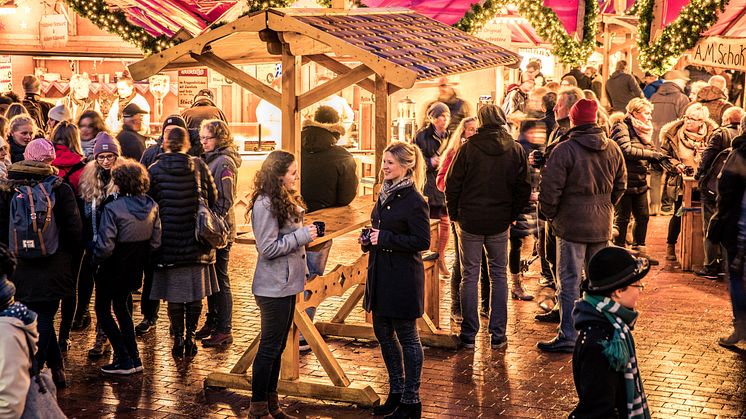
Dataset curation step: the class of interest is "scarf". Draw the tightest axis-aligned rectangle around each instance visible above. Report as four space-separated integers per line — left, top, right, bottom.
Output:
676 123 707 167
378 176 413 206
629 117 654 145
583 293 650 419
0 302 35 324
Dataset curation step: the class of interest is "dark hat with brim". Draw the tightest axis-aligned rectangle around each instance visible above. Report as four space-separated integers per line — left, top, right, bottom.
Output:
582 246 651 293
122 103 147 118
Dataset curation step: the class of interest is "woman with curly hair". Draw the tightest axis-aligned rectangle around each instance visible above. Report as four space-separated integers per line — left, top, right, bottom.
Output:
247 150 317 419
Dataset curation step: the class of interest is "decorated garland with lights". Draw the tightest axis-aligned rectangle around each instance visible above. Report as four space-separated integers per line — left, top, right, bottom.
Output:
454 0 599 66
635 0 729 74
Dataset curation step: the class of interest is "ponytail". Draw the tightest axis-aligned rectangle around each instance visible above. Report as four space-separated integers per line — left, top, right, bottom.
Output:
381 141 426 194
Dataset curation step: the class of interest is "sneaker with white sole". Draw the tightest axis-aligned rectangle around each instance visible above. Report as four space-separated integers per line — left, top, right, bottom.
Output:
101 359 136 375
132 358 144 373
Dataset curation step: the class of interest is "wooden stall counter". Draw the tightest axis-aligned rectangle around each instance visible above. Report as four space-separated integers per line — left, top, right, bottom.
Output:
680 177 705 271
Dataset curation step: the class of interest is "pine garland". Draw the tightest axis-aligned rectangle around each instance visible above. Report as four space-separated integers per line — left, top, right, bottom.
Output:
454 0 599 66
636 0 729 75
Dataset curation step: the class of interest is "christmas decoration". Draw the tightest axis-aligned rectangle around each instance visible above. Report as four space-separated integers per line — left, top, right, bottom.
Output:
454 0 599 66
635 0 729 74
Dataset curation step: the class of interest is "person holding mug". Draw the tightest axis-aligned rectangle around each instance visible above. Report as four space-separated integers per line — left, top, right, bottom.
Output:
363 141 430 419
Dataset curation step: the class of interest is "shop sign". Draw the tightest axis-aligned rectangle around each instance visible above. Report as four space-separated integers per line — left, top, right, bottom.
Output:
0 56 11 93
476 23 512 48
39 15 68 48
178 68 208 108
690 36 746 72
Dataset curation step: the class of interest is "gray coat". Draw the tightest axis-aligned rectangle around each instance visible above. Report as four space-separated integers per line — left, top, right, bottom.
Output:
251 195 312 298
651 82 690 149
204 147 241 241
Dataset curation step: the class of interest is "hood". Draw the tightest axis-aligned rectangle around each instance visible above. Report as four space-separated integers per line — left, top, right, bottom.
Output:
0 302 38 351
732 132 746 149
52 144 84 167
302 124 344 153
5 160 59 184
469 126 514 156
655 81 685 96
302 119 345 137
697 85 727 102
192 98 216 108
566 124 609 151
609 112 626 126
121 194 158 221
609 70 626 80
156 152 195 176
205 146 242 169
572 299 609 330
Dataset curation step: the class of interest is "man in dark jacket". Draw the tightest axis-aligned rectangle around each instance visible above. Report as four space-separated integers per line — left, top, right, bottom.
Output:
116 103 149 161
445 105 530 349
140 115 189 169
606 60 643 113
537 99 627 353
563 66 591 90
181 89 227 131
21 75 54 134
570 247 651 418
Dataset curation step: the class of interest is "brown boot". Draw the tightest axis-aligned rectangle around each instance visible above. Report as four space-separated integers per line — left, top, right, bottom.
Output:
268 392 298 419
666 244 677 261
718 319 746 348
510 273 534 301
248 401 273 419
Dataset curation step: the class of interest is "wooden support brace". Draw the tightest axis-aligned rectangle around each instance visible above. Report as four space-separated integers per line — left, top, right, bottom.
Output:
298 64 375 110
294 307 350 387
191 51 281 108
229 332 261 374
331 284 365 324
306 54 376 93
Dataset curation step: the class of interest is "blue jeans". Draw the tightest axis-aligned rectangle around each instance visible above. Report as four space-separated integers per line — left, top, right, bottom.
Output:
252 295 295 402
372 313 423 404
301 241 332 341
457 226 509 341
556 238 607 342
450 222 489 315
206 244 233 333
725 245 746 321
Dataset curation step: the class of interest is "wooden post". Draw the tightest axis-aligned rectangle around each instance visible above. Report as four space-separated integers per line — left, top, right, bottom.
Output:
374 75 390 185
281 43 302 174
601 22 611 107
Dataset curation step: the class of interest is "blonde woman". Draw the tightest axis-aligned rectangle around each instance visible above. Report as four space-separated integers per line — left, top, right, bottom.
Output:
7 114 36 163
363 141 429 418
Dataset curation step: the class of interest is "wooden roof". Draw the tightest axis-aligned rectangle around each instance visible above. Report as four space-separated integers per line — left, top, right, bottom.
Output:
129 8 520 89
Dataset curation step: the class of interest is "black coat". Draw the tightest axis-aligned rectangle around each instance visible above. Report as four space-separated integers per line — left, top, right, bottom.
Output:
716 135 746 249
147 152 218 268
570 300 628 418
9 140 25 164
445 125 531 235
0 162 82 303
116 126 147 161
300 122 358 213
363 185 430 319
414 124 447 209
610 116 661 195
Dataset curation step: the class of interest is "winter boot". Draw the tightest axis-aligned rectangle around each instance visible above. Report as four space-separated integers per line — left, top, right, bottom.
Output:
384 402 421 419
268 392 298 419
510 273 534 301
373 392 402 416
718 319 746 348
87 326 111 358
248 401 273 419
635 246 659 266
184 303 201 357
666 244 677 261
168 303 185 358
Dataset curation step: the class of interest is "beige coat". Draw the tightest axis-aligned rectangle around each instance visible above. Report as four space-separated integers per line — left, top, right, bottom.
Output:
0 315 38 418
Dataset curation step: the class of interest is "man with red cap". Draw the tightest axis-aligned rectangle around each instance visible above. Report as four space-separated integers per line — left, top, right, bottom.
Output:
537 98 627 353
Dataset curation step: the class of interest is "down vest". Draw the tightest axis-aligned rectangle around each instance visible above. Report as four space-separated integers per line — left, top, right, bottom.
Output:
147 152 218 267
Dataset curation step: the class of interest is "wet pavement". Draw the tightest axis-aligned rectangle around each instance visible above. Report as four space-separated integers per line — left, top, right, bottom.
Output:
56 215 746 418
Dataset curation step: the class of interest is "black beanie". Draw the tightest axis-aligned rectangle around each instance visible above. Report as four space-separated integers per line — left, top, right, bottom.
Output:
314 106 340 124
161 114 187 136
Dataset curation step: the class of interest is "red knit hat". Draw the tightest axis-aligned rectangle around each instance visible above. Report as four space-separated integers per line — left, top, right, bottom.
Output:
569 98 598 126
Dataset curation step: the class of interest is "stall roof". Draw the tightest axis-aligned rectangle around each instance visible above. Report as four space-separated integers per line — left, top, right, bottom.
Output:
129 8 520 88
702 0 746 37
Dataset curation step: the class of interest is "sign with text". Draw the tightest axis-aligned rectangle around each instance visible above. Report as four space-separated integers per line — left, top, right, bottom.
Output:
39 15 68 48
0 56 11 93
178 68 208 108
689 36 746 72
476 23 512 49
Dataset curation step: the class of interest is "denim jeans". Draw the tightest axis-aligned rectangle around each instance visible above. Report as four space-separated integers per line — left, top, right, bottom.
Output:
614 192 650 246
24 300 63 370
725 246 746 321
372 313 423 404
457 225 509 341
556 238 607 342
206 244 233 333
450 222 489 315
667 196 684 244
252 295 295 402
300 240 332 341
702 199 725 268
96 289 138 361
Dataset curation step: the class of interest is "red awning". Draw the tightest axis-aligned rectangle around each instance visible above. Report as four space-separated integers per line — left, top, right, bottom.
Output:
106 0 240 37
702 0 746 37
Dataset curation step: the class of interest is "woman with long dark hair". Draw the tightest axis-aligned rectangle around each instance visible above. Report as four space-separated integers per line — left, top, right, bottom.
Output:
77 110 108 161
365 141 430 419
247 150 317 419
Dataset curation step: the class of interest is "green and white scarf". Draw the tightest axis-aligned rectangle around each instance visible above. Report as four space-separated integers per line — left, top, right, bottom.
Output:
583 293 651 419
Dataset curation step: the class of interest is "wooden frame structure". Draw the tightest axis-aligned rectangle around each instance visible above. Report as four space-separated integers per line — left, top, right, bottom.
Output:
129 6 519 407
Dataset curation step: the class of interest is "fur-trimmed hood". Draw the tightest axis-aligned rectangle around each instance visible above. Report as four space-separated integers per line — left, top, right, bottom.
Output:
659 116 718 144
0 160 61 192
608 112 626 126
301 120 345 153
301 119 345 136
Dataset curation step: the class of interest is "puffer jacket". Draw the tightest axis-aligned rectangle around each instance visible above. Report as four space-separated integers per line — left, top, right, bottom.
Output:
610 115 663 195
93 194 162 294
689 85 732 125
147 152 217 268
9 140 25 164
204 146 242 241
650 81 690 149
539 124 627 243
696 123 739 184
414 124 447 209
0 304 38 418
51 144 85 195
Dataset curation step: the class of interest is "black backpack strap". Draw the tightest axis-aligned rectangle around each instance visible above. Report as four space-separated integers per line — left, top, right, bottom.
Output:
62 161 86 184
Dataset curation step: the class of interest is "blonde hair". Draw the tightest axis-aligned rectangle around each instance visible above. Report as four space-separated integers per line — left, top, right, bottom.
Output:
441 116 477 156
685 102 710 120
8 114 36 135
79 158 123 202
626 97 653 114
381 141 426 193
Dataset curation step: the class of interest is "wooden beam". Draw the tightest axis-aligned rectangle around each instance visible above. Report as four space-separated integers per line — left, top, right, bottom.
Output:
306 54 376 93
374 75 390 183
602 24 611 107
298 64 374 110
191 51 281 108
330 284 365 324
294 307 350 387
280 32 334 56
281 43 302 170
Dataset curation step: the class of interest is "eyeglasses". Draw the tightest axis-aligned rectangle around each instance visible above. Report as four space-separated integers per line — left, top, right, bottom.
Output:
200 136 216 141
629 283 646 291
685 116 704 123
96 154 117 162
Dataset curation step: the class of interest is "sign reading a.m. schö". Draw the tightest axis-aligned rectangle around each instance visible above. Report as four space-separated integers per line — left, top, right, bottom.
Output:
690 36 746 71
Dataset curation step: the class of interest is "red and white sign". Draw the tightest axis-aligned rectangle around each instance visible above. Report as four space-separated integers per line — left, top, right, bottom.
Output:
0 56 11 93
178 68 209 108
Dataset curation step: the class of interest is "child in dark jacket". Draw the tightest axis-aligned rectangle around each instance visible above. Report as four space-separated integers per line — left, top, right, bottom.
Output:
93 160 161 375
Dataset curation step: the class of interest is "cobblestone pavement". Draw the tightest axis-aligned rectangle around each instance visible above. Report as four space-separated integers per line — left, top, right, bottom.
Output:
56 216 746 418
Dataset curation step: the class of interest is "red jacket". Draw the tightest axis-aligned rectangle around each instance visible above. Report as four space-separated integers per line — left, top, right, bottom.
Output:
436 148 456 192
52 144 85 195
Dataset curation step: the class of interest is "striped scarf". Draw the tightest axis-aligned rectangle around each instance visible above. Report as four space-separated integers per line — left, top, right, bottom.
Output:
583 293 651 419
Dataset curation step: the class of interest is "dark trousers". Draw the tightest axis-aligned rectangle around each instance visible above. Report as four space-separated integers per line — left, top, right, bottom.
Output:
74 250 95 320
141 264 159 321
205 245 233 333
537 220 554 280
667 196 684 244
25 300 63 370
252 295 295 402
508 235 524 274
702 199 725 268
544 222 558 279
614 192 650 246
59 250 84 342
449 223 489 315
372 313 423 404
725 245 746 321
95 288 138 361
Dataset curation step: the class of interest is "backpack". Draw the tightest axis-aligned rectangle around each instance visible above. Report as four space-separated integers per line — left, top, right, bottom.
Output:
9 177 59 258
700 128 734 200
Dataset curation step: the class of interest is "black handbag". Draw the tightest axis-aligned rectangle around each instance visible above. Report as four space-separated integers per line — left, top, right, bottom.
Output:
193 159 229 249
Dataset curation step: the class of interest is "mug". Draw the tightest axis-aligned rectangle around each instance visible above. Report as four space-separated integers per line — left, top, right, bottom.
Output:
313 221 326 237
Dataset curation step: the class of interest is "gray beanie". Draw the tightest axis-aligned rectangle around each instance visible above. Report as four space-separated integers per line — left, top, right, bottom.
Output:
427 102 450 120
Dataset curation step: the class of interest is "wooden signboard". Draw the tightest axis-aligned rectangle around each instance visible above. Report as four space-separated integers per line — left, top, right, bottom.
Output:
178 68 209 108
689 36 746 72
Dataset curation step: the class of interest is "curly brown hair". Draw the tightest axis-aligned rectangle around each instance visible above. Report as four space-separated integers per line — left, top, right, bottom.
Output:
247 150 305 227
112 160 149 195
